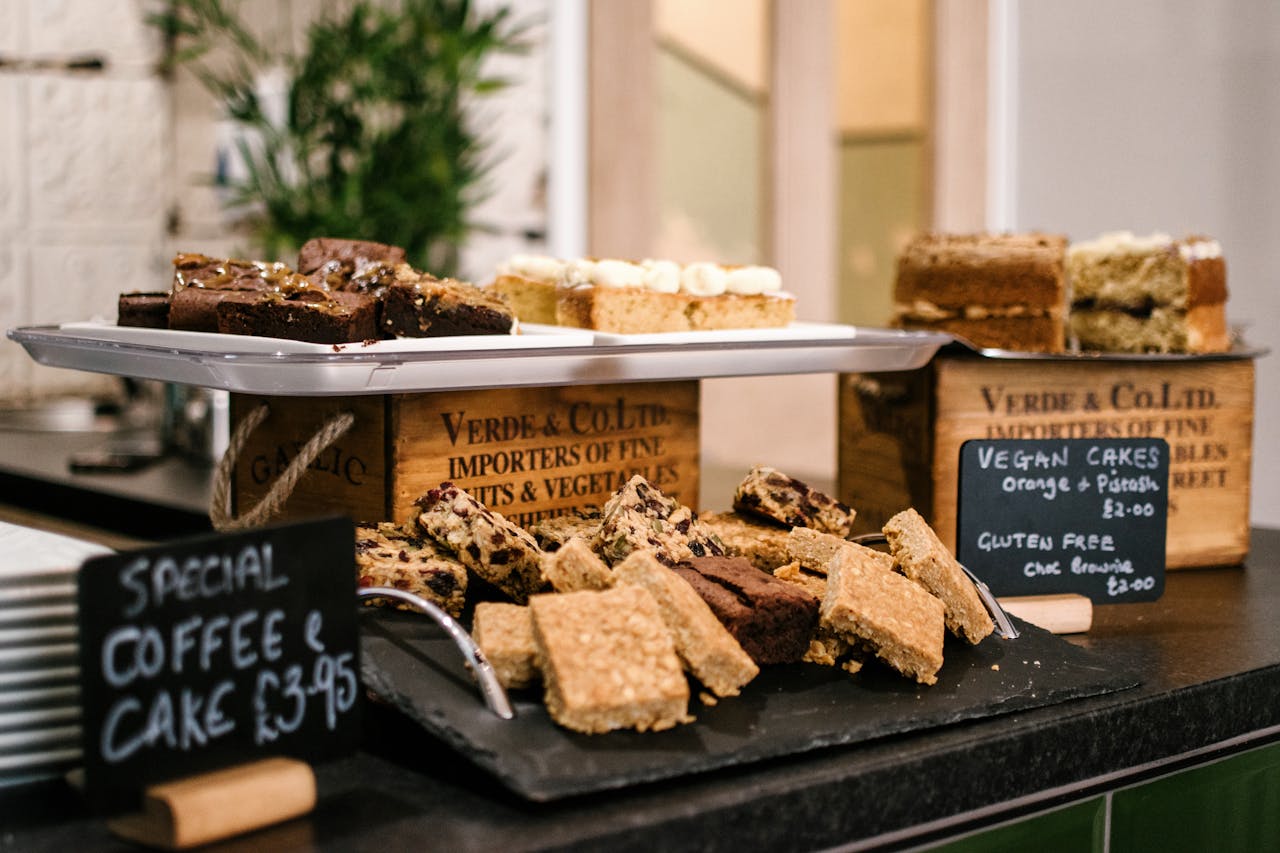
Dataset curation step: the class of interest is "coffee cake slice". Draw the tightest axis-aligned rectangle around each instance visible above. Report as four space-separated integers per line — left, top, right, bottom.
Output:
786 527 893 575
472 602 539 690
698 511 792 572
733 465 855 537
884 508 994 645
530 586 691 734
594 475 724 566
415 483 545 604
541 537 614 593
821 544 946 685
613 551 758 697
355 521 467 617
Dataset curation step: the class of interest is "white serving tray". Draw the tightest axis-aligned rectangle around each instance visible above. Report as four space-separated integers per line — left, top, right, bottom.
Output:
8 322 952 397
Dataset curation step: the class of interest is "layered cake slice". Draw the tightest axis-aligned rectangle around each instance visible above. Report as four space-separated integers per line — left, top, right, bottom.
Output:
893 232 1069 352
415 482 545 603
1067 231 1229 353
382 265 515 337
613 551 758 697
883 508 994 645
354 521 468 617
530 586 691 733
733 465 855 537
672 556 818 665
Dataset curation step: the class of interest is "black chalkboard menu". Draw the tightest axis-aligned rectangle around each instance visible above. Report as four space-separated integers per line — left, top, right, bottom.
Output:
956 438 1168 603
76 517 360 813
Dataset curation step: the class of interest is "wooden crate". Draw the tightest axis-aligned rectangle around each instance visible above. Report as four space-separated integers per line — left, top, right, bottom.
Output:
230 381 700 528
839 356 1255 569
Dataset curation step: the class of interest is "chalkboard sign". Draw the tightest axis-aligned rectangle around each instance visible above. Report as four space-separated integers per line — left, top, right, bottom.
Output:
956 438 1168 603
77 517 360 813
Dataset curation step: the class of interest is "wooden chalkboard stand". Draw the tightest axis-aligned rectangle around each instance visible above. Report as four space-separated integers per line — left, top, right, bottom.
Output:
999 594 1094 635
106 758 316 850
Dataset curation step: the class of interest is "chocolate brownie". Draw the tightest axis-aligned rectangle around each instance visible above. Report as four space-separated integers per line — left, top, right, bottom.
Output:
117 292 170 328
382 266 515 337
215 288 379 344
672 556 818 665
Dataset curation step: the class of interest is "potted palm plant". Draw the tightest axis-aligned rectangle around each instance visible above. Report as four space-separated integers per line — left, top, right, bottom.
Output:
152 0 527 275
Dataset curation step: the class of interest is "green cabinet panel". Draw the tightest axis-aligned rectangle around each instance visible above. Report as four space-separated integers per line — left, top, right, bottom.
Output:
926 797 1106 853
1109 741 1280 853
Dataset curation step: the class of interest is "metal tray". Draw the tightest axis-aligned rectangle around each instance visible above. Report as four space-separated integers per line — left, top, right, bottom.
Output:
8 323 952 396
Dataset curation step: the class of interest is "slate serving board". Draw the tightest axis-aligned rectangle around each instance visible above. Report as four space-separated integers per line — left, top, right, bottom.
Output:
359 610 1136 802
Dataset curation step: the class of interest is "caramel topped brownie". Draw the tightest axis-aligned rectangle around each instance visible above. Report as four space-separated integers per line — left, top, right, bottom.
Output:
415 482 545 604
594 475 724 567
168 252 318 332
355 521 467 617
821 543 945 685
216 288 379 344
733 465 855 537
884 508 993 645
382 265 515 337
672 556 818 665
472 602 539 690
613 551 758 697
698 510 792 573
297 237 406 278
530 586 691 734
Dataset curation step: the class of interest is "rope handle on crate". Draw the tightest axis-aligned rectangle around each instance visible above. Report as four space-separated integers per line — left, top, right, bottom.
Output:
209 403 356 531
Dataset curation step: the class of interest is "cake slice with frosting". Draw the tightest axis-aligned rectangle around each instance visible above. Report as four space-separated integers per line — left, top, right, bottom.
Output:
1067 231 1229 353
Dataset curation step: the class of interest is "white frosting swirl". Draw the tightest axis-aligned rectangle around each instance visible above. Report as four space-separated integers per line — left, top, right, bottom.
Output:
680 262 728 296
724 265 782 295
641 259 681 293
562 258 597 286
591 259 646 288
499 254 566 282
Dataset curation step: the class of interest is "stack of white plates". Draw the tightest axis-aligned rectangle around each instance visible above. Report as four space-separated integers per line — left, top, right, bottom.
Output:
0 521 108 787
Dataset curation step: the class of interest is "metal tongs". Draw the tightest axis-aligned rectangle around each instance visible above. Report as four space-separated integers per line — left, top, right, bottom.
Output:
358 586 515 719
849 533 1020 640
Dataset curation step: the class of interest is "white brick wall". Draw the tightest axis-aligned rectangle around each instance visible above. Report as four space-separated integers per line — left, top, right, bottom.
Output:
1 0 550 402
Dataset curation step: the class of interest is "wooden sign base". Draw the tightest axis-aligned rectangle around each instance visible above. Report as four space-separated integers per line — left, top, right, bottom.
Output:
998 594 1094 635
106 758 316 850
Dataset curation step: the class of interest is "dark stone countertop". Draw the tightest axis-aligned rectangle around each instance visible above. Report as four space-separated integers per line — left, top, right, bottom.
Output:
3 524 1278 852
